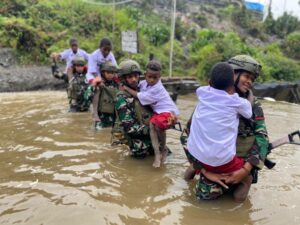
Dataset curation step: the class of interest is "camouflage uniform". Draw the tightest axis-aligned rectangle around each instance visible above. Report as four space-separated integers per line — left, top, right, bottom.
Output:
85 80 119 127
181 55 269 200
115 90 153 158
84 62 119 128
114 59 153 158
66 57 90 112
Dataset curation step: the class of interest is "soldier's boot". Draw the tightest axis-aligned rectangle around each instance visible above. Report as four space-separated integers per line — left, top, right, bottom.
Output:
150 123 161 168
184 164 196 181
233 175 253 203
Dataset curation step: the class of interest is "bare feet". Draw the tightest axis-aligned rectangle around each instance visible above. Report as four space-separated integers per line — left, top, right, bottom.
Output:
161 148 169 164
153 154 161 168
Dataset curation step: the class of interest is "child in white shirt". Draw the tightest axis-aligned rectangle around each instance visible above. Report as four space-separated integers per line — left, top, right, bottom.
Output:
187 62 252 178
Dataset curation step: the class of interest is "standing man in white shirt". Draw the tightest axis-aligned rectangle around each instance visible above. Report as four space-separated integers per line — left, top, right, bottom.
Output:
50 38 89 80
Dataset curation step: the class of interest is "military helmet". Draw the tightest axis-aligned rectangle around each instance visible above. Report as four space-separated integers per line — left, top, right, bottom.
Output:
71 56 86 66
118 59 141 77
228 55 262 78
101 61 118 73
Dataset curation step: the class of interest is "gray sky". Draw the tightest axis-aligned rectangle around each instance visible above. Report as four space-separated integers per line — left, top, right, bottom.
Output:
271 0 300 18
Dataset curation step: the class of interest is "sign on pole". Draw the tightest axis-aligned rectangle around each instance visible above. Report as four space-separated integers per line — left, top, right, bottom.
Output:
121 31 138 54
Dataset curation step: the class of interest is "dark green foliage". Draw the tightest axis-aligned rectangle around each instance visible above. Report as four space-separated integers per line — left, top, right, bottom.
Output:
256 44 300 81
264 55 300 81
141 24 169 46
284 32 300 60
190 30 256 81
0 0 299 82
264 12 300 38
274 13 299 38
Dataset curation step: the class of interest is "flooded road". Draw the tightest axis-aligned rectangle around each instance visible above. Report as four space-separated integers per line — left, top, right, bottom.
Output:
0 91 299 225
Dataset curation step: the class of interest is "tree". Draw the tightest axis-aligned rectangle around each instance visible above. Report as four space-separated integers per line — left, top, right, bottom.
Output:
273 13 299 38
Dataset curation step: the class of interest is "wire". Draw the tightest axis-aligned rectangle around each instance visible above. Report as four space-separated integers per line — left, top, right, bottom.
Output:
82 0 134 6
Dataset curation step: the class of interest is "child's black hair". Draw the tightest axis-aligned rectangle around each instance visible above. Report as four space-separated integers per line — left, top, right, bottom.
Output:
99 38 112 48
209 62 234 91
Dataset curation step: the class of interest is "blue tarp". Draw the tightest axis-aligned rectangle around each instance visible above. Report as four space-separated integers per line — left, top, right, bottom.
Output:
245 1 265 12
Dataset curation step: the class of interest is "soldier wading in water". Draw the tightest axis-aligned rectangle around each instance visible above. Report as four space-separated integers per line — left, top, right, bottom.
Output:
114 59 154 158
182 55 269 202
52 55 90 112
84 61 119 129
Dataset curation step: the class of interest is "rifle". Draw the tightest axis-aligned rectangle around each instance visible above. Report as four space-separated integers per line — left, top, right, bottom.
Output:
51 59 59 77
51 59 68 82
265 130 300 169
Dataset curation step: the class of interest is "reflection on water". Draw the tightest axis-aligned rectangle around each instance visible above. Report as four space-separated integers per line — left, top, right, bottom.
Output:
0 91 299 225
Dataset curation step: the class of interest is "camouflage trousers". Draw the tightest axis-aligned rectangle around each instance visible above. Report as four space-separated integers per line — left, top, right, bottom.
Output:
181 133 226 200
97 113 114 128
196 175 226 200
128 136 154 158
67 86 90 112
181 129 255 200
183 146 227 200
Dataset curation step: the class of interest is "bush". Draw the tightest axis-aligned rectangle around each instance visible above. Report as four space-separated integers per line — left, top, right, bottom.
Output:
258 44 300 81
141 23 169 46
0 17 51 63
284 32 300 59
265 12 300 38
265 55 300 81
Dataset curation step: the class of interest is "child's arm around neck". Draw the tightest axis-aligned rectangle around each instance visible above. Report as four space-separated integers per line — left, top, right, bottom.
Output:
123 85 138 98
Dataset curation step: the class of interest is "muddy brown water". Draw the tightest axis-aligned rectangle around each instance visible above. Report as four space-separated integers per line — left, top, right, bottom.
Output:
0 91 299 225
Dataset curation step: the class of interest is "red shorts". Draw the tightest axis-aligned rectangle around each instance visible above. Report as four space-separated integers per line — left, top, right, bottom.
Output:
202 156 245 173
150 112 176 130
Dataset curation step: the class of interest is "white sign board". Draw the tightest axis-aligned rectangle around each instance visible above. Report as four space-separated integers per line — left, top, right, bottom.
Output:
121 31 138 54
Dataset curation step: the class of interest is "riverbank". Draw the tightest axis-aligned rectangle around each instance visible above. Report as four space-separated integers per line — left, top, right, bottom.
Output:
0 65 66 92
0 48 64 92
1 48 300 104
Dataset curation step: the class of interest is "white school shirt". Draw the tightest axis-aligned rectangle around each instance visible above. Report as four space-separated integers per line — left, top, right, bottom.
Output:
187 86 252 167
59 48 89 72
137 80 180 116
86 49 117 82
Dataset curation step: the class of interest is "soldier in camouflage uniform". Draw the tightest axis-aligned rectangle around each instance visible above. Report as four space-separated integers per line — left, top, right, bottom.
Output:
84 61 119 129
181 55 269 202
114 59 154 158
65 56 90 112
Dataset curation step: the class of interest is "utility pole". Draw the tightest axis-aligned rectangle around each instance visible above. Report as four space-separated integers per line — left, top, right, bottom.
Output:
169 0 176 78
112 0 115 39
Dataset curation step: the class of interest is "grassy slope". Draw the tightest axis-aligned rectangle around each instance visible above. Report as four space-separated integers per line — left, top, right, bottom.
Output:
0 0 299 82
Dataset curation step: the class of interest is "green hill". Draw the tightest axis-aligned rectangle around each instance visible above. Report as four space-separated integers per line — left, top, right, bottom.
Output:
0 0 300 82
